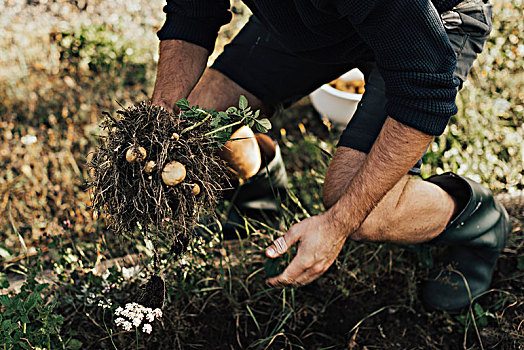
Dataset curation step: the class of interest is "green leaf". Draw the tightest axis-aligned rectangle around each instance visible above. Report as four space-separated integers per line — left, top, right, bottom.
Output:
66 339 84 350
1 319 12 331
0 273 9 289
24 293 40 312
0 295 12 308
473 303 488 327
216 130 231 141
210 117 221 128
35 283 48 293
254 110 260 118
238 95 248 110
258 118 271 130
473 303 484 316
226 106 237 114
255 123 267 133
456 314 467 326
255 118 272 133
174 98 190 111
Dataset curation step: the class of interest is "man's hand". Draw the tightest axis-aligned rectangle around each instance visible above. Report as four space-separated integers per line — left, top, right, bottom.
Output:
264 117 433 288
265 212 347 287
152 40 209 112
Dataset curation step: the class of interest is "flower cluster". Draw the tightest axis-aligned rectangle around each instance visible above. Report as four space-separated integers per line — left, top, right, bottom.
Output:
114 303 162 334
98 299 112 309
101 280 118 294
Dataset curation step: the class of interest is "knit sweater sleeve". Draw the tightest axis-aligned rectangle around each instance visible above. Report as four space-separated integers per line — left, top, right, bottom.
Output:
337 1 459 135
157 0 232 53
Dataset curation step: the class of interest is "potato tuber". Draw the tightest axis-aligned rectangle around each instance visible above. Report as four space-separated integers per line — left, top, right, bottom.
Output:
144 160 157 173
126 146 147 163
162 161 186 186
190 183 200 196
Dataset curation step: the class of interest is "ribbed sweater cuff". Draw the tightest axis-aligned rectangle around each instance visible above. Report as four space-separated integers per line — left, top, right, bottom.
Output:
157 13 220 53
387 103 456 136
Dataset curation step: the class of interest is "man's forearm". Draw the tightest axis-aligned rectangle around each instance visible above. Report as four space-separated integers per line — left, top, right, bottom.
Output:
152 39 209 111
328 117 433 237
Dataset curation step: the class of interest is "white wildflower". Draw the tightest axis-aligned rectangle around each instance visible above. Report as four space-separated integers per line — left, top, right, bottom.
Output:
98 299 112 309
122 321 133 331
153 308 162 318
101 280 111 293
132 317 142 328
114 302 162 332
142 324 152 334
115 318 125 327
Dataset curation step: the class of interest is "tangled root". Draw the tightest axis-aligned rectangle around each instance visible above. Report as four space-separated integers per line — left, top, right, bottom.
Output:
88 101 229 255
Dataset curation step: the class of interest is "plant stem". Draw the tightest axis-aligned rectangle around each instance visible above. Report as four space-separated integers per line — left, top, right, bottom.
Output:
136 327 139 350
103 311 118 350
203 120 242 137
180 109 213 134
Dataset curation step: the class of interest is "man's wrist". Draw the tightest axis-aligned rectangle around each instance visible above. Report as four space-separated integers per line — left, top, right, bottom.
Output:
152 40 209 111
325 206 360 239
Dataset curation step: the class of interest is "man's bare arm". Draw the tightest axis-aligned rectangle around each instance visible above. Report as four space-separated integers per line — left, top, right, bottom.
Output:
328 116 432 237
152 39 209 111
265 116 433 286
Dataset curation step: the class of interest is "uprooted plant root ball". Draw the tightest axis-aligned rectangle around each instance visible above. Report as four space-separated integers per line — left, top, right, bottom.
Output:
87 101 230 255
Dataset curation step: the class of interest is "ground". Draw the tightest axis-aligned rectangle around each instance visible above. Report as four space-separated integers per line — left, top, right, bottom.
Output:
0 0 523 349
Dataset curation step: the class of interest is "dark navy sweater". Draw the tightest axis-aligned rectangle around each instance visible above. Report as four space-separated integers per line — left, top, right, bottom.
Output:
158 1 463 136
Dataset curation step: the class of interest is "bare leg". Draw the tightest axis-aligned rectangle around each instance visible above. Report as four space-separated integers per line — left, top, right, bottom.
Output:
324 146 455 244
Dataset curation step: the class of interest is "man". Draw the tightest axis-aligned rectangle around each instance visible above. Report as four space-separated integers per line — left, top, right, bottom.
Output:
152 0 510 311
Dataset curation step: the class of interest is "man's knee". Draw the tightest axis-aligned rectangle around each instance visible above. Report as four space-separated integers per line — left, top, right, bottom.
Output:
351 206 402 242
349 176 411 242
350 177 454 244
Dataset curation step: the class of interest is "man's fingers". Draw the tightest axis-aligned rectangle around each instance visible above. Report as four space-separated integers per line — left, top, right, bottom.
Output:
266 249 312 287
267 264 322 288
266 262 301 287
266 237 288 258
266 227 300 258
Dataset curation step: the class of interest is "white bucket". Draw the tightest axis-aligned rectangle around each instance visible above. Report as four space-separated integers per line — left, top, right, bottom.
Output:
309 68 364 130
